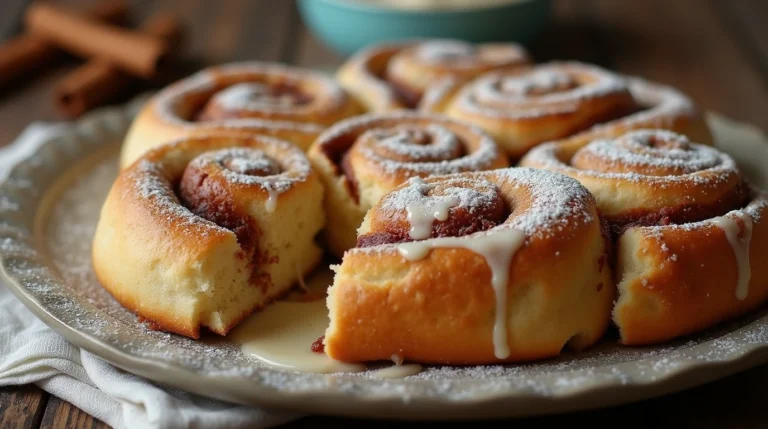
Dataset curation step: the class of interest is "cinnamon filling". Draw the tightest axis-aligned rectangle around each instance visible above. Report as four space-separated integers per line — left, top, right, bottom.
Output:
606 179 752 239
323 125 470 205
339 151 361 203
357 179 509 247
317 131 363 203
178 168 261 256
176 150 286 288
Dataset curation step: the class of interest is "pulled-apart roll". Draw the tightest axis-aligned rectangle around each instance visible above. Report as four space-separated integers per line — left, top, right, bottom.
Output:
119 61 363 168
93 134 325 338
521 129 768 345
324 167 614 364
307 112 509 258
421 61 713 159
336 39 530 112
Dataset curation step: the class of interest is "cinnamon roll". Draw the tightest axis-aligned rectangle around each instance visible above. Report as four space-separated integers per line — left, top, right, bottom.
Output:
307 112 509 258
93 134 325 338
324 168 614 364
336 39 530 112
521 129 768 345
119 61 363 168
421 61 713 159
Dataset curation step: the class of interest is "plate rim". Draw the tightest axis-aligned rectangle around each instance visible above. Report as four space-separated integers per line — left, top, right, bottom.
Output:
2 98 768 419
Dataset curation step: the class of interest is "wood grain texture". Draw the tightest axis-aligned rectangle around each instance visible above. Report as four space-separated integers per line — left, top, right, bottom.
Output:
0 386 48 429
0 0 300 147
39 397 108 429
1 0 768 427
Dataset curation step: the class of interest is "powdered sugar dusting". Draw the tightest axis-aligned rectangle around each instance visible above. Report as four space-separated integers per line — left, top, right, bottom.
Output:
415 40 476 63
571 129 735 177
194 145 311 192
456 61 629 119
354 166 596 257
130 136 312 226
207 82 306 113
316 111 503 176
525 129 738 186
131 158 227 237
152 61 343 134
499 167 596 239
2 90 768 412
0 151 764 409
380 176 500 216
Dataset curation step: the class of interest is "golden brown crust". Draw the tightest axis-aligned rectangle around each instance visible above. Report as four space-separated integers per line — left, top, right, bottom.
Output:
520 129 744 231
549 76 715 149
614 194 768 345
423 62 713 160
307 111 509 258
119 61 363 169
336 39 530 112
324 168 614 364
93 134 325 338
522 128 768 345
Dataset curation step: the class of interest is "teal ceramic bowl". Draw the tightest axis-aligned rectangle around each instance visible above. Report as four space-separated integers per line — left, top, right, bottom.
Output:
297 0 552 56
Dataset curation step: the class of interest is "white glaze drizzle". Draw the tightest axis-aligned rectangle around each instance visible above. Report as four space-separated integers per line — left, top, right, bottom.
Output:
404 178 461 239
397 228 526 359
711 211 754 300
265 188 278 213
406 197 459 239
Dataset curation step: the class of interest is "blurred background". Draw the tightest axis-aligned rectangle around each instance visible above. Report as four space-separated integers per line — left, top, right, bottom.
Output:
0 0 766 146
0 1 767 427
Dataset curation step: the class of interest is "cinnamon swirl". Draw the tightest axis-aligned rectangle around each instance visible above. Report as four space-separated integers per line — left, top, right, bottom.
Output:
119 61 363 168
421 61 713 159
336 39 530 112
324 168 614 364
93 134 325 338
307 112 509 258
521 129 768 345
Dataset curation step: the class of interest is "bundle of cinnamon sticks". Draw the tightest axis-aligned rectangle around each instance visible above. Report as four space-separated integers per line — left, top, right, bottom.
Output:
0 0 184 118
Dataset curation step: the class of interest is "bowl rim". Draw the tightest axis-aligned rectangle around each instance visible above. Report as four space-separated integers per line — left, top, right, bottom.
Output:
302 0 546 16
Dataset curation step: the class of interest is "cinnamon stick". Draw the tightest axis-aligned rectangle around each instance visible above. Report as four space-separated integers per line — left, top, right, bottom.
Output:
0 0 128 89
54 13 183 118
25 3 169 78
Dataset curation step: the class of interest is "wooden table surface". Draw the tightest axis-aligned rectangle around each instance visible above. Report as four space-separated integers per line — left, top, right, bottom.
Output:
1 0 767 427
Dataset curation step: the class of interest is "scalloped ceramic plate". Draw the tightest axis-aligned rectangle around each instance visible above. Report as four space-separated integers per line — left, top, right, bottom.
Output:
2 96 768 420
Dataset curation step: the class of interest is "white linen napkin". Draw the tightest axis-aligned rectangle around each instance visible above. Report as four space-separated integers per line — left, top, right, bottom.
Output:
0 123 301 429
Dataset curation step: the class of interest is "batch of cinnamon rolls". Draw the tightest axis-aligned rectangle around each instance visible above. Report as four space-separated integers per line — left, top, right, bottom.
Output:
92 39 768 366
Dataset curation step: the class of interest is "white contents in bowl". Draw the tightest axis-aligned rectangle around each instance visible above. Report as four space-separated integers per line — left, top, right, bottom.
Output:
349 0 527 11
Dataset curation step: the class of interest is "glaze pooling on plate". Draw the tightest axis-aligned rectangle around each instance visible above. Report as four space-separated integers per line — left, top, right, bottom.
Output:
3 97 768 418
